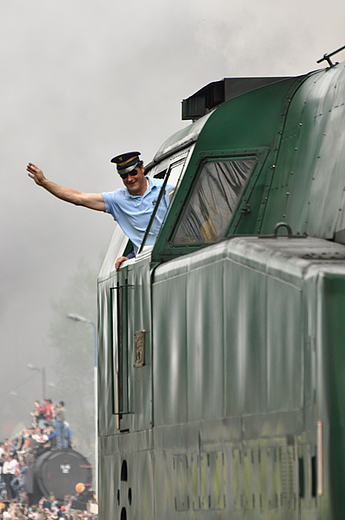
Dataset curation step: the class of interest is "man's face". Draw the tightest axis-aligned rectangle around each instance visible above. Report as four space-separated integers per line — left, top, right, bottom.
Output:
121 166 147 196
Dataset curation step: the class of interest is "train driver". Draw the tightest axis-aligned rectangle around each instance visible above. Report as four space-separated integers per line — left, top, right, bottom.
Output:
27 152 174 270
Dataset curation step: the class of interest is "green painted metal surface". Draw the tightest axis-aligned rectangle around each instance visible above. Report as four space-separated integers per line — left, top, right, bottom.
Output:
261 64 345 237
98 235 345 519
316 271 345 518
152 265 188 426
97 62 345 519
152 74 308 259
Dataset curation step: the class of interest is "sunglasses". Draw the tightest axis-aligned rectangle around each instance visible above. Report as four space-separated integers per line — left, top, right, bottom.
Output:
119 168 139 180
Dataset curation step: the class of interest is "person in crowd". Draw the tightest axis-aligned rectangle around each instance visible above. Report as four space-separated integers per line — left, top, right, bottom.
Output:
9 440 17 456
32 429 48 457
54 402 66 448
10 460 27 498
13 436 24 454
44 426 57 449
2 453 11 497
0 450 5 498
62 495 72 514
38 400 51 430
32 429 48 446
23 447 34 470
8 454 19 498
49 493 58 511
3 454 16 499
25 429 37 452
63 423 72 449
30 402 45 430
41 496 51 511
19 490 29 506
45 401 55 426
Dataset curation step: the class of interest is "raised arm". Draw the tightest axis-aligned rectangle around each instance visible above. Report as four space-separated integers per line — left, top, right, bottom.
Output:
26 163 105 211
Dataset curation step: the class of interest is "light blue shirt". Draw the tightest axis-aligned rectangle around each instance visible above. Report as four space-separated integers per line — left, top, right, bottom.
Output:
102 177 174 254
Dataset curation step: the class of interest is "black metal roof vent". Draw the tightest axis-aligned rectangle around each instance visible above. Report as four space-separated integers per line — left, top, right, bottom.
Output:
181 76 291 121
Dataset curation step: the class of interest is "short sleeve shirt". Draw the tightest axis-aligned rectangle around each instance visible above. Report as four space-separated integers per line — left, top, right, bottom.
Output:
102 177 174 254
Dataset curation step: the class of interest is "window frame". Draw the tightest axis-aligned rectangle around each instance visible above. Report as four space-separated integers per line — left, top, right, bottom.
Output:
165 148 269 254
171 156 257 246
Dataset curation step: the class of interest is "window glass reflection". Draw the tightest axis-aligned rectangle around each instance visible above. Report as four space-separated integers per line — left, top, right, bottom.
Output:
173 159 256 244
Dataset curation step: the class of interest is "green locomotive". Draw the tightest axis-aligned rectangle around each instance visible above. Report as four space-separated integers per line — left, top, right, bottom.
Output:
97 56 345 519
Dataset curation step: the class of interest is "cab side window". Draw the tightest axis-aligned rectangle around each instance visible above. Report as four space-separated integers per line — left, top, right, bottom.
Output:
173 158 256 244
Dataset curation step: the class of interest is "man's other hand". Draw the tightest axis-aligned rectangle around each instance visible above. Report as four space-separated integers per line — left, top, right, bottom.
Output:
115 256 129 271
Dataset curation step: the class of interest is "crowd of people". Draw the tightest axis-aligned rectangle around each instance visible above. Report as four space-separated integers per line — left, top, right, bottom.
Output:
0 400 97 520
29 400 71 450
0 495 96 520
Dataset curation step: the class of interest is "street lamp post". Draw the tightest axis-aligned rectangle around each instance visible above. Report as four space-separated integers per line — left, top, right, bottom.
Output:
66 313 98 498
27 364 46 400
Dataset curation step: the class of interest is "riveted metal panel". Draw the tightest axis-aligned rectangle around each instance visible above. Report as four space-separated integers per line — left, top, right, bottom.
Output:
224 260 267 416
259 445 279 511
152 270 188 426
199 451 225 511
243 446 256 511
154 449 189 519
186 260 225 422
134 451 155 520
153 449 170 519
261 64 345 240
98 454 118 519
106 451 155 520
173 454 189 511
267 277 303 411
232 447 243 512
191 452 201 511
